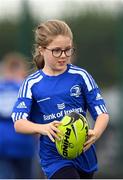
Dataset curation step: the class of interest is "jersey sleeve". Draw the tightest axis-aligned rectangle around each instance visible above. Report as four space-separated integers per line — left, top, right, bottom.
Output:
82 71 108 120
11 78 33 122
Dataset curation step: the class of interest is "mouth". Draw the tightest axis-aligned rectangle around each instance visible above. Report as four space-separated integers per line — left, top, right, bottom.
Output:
58 60 66 65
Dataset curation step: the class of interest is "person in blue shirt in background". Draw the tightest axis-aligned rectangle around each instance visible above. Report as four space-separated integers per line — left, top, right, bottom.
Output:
11 20 109 179
0 52 42 179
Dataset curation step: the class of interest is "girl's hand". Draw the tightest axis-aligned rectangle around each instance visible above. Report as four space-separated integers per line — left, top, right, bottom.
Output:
83 129 97 152
83 114 109 152
39 121 62 142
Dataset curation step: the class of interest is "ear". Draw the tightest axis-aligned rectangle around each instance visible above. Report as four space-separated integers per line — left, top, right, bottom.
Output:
38 46 44 55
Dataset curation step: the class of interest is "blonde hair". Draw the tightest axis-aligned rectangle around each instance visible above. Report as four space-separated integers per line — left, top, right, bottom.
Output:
33 19 73 69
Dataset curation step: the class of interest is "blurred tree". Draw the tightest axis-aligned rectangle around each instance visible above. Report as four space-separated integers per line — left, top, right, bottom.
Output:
65 12 118 88
0 21 19 59
0 7 120 88
17 0 36 59
116 7 123 178
0 0 37 61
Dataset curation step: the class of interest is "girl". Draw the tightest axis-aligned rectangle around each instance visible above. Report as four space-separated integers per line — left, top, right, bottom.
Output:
12 19 109 179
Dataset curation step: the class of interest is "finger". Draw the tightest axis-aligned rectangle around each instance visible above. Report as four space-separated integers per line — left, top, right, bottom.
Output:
84 139 92 146
53 120 62 123
52 121 62 125
84 138 95 146
47 132 55 142
50 124 63 135
84 139 95 146
50 129 61 141
55 123 62 127
83 144 91 152
83 142 93 151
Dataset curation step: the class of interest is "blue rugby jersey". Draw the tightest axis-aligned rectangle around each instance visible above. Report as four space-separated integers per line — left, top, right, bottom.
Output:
0 79 37 158
12 64 108 178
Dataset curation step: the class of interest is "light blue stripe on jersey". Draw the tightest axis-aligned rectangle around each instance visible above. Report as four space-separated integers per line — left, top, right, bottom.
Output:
18 84 24 98
69 65 98 90
11 112 15 122
95 105 107 115
15 112 19 121
100 104 108 113
24 74 42 98
68 68 93 91
81 69 98 89
11 112 28 122
22 71 40 98
18 71 43 99
18 71 40 98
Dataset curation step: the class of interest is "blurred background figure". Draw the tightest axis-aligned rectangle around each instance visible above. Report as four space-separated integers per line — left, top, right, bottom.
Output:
0 52 43 179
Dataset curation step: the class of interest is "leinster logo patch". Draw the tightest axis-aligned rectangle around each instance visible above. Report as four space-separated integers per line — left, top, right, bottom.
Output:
70 85 81 97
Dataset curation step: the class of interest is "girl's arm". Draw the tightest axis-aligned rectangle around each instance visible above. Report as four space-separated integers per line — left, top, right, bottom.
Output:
83 113 109 151
14 119 62 142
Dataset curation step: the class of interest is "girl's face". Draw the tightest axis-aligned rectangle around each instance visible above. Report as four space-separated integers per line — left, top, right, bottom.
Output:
41 35 73 75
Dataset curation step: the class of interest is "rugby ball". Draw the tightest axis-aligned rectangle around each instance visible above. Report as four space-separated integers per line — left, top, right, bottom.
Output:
55 112 89 159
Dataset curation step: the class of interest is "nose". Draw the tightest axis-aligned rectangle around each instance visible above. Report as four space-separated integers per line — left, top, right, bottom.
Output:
60 51 66 58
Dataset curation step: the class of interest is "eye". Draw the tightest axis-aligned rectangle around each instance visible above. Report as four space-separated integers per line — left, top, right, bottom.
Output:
53 48 61 53
65 48 71 52
65 48 75 56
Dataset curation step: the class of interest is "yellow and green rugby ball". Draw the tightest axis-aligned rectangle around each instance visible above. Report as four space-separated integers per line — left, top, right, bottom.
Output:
55 112 89 159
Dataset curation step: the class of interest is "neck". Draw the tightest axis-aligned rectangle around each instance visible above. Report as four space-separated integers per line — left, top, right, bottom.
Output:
42 66 67 76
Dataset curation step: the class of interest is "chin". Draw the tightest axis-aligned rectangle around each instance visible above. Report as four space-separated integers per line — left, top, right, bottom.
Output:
52 65 66 74
57 64 67 70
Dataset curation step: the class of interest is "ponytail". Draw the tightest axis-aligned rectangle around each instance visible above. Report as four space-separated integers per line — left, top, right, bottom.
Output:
33 46 44 69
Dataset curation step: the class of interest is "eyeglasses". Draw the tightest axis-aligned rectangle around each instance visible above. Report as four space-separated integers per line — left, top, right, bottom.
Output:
44 47 75 58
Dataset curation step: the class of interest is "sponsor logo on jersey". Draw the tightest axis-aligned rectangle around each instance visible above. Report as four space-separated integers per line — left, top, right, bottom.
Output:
70 85 81 97
96 93 103 100
17 101 27 109
43 107 83 121
57 103 65 109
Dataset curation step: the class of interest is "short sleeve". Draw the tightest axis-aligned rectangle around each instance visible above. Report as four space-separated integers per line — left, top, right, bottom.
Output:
11 78 33 122
82 71 108 120
11 71 43 122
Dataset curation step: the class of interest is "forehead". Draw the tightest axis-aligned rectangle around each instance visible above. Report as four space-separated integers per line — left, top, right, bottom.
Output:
48 35 72 47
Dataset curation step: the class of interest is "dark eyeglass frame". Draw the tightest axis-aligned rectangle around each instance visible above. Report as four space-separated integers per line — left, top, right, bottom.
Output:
44 47 75 58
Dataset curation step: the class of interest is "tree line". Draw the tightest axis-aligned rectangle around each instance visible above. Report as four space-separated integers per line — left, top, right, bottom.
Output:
0 4 122 88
